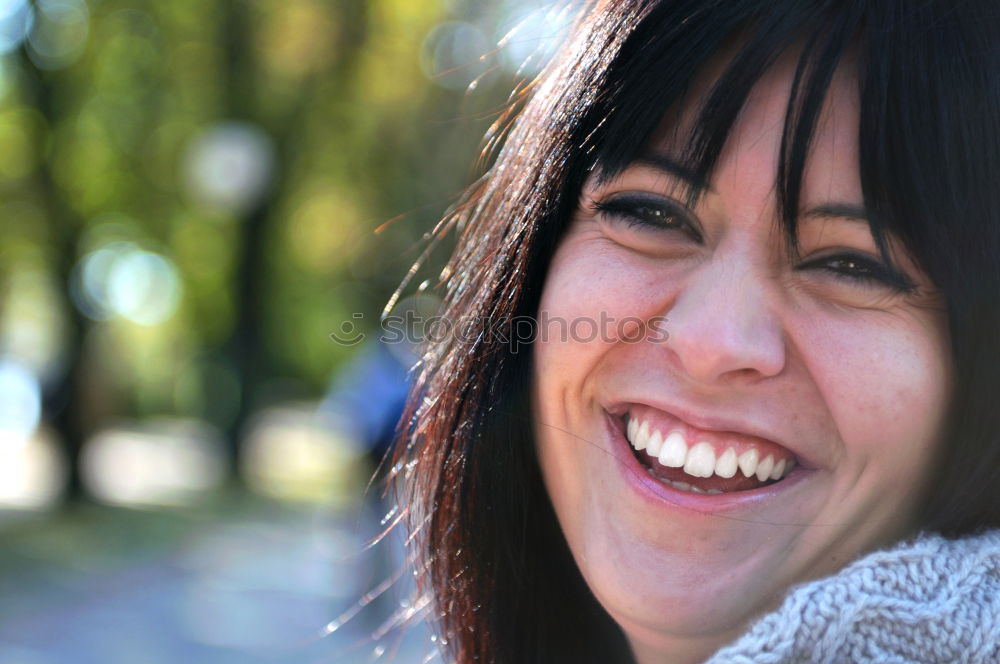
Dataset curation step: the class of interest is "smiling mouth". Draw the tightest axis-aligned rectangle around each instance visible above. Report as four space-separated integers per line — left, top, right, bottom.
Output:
620 411 798 495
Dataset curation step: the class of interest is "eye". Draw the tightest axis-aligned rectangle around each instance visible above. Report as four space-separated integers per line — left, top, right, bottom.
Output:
797 250 918 294
592 192 702 242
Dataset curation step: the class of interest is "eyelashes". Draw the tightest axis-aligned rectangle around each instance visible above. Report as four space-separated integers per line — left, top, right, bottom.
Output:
592 192 703 242
590 192 919 295
795 252 918 294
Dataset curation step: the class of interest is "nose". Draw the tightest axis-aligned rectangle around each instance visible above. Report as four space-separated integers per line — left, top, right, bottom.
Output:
660 252 786 384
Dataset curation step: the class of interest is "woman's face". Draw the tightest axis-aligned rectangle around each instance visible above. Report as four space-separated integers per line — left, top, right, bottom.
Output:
531 58 952 662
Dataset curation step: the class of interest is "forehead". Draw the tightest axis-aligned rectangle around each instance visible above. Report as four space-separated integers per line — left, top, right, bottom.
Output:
645 50 862 207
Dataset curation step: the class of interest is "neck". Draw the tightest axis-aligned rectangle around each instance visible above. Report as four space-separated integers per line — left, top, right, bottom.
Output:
626 623 748 664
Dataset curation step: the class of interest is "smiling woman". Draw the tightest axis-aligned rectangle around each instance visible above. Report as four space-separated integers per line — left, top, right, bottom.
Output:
390 1 1000 663
533 48 955 662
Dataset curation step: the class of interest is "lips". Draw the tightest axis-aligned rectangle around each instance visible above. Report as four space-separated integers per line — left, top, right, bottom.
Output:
608 402 804 496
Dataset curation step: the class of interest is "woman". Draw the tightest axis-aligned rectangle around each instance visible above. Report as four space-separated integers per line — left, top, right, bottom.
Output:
389 1 1000 662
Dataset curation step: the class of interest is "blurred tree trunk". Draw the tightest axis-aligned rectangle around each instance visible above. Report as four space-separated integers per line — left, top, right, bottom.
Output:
25 60 90 502
219 0 371 477
220 0 266 479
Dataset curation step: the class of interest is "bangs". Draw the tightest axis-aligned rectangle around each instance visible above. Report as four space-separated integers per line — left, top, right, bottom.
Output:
574 0 999 290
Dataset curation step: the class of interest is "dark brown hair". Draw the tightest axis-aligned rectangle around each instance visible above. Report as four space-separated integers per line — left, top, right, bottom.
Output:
390 1 1000 661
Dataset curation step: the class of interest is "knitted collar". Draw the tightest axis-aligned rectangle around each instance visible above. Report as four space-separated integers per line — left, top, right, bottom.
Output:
705 529 1000 664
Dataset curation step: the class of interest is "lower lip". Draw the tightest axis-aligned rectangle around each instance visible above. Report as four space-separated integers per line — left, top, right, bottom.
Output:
603 410 813 514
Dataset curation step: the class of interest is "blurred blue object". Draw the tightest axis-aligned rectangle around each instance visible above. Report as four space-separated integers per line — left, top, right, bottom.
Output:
319 341 412 458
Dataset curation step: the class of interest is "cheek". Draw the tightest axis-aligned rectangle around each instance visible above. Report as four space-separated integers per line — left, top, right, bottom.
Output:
534 234 670 422
540 239 624 318
802 312 951 481
532 236 645 544
537 235 671 352
535 241 614 377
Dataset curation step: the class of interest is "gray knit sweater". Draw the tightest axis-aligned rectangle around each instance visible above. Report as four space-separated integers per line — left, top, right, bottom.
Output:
705 529 1000 664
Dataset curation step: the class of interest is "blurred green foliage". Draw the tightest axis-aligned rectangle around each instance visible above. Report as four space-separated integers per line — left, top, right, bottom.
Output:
0 0 537 499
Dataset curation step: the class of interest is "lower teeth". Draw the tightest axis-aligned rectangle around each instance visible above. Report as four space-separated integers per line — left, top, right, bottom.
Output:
646 468 723 495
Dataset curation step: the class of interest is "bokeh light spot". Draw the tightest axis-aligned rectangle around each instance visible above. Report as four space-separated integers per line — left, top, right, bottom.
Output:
27 0 90 70
0 357 40 446
106 249 182 326
0 0 33 55
81 419 225 507
496 2 573 76
73 241 182 326
420 21 491 91
241 405 368 505
0 425 65 510
183 122 275 215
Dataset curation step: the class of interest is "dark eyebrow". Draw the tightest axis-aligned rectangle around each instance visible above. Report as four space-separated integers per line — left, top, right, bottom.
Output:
801 203 868 222
633 151 713 195
619 155 869 224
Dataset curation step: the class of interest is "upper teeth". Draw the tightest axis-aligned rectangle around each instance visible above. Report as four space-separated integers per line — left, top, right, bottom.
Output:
626 416 794 481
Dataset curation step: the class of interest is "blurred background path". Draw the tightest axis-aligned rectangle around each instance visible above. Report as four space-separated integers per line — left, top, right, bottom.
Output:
0 488 433 663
